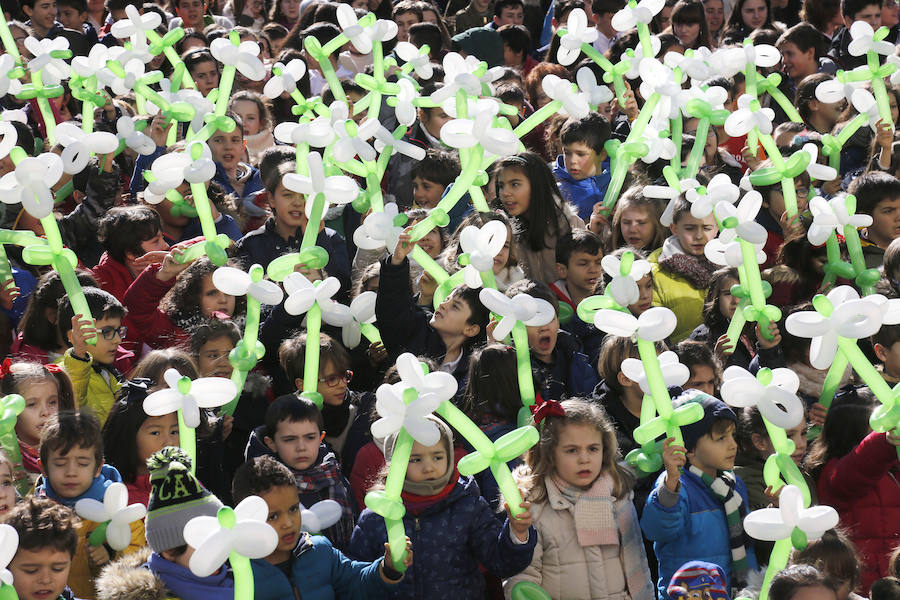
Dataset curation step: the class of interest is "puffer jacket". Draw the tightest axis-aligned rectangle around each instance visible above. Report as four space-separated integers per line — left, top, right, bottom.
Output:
251 533 395 600
552 155 611 222
640 468 757 599
122 263 188 350
649 247 709 343
817 431 900 594
96 548 177 600
347 475 537 600
504 478 654 600
60 347 129 425
532 329 598 402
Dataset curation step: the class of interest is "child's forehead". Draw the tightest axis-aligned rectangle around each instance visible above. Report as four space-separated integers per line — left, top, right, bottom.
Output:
94 314 123 326
276 418 320 436
260 484 300 507
49 443 98 459
569 249 601 261
564 141 596 153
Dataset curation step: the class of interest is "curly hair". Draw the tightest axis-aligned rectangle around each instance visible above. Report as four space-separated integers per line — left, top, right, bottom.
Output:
6 496 78 556
159 257 246 323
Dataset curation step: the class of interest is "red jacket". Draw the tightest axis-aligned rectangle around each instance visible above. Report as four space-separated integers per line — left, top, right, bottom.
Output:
817 431 900 593
122 263 188 350
91 252 134 302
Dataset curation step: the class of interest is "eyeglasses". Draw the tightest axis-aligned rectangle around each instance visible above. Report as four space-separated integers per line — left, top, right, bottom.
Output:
98 325 127 341
318 370 352 387
796 188 810 198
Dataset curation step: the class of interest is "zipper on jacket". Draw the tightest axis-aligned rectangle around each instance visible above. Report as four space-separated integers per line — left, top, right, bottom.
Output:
414 517 421 531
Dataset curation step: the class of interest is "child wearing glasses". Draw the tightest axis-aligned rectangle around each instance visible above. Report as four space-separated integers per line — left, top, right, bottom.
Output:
57 287 131 426
246 394 358 552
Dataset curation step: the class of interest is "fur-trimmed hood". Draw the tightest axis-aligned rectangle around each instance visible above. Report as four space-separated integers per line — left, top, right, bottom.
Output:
95 548 175 600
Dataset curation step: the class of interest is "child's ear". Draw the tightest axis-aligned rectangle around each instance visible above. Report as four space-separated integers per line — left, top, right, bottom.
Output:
555 262 568 279
462 322 481 340
616 371 634 388
669 223 678 236
874 342 887 362
750 432 770 453
264 436 278 454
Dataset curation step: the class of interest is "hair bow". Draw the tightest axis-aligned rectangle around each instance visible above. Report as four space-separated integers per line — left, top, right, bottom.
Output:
0 358 11 379
529 395 565 425
43 363 62 374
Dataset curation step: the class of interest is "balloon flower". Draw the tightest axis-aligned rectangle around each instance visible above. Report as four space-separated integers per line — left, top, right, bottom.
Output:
575 250 651 318
283 274 349 408
457 220 508 289
479 289 556 424
594 307 704 448
183 495 278 600
366 353 456 570
341 291 381 348
212 264 285 415
0 394 26 496
807 194 879 295
744 485 839 600
143 368 237 473
19 36 72 145
0 147 97 344
75 482 147 550
0 524 18 600
842 21 897 128
720 366 811 504
680 85 730 179
300 499 343 534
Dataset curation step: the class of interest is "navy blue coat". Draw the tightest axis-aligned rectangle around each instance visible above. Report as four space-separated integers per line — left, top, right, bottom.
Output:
533 329 598 401
347 476 536 600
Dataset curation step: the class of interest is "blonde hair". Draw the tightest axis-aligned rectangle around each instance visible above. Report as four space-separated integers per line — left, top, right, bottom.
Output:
515 398 634 505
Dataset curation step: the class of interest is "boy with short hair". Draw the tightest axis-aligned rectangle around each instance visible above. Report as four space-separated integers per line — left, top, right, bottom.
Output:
392 0 422 42
650 198 719 343
640 392 757 599
872 323 900 385
56 0 98 43
246 395 357 551
36 410 144 599
58 288 131 424
505 279 597 401
93 206 170 302
492 0 524 27
497 24 537 75
551 229 604 313
552 112 612 221
776 22 835 84
410 148 461 211
21 0 62 39
6 496 80 600
850 172 900 266
232 455 407 600
591 0 625 53
828 0 883 69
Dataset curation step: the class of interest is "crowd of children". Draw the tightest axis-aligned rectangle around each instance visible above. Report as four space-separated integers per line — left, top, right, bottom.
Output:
3 0 900 598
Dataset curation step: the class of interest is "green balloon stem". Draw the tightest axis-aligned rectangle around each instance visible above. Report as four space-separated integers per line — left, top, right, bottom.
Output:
221 367 247 417
513 99 561 139
303 303 322 398
724 303 748 351
838 337 896 408
669 115 683 175
512 321 537 408
683 118 709 180
301 193 326 250
759 538 792 600
214 66 235 118
0 427 28 496
409 245 449 285
229 551 254 600
359 322 382 344
177 408 197 475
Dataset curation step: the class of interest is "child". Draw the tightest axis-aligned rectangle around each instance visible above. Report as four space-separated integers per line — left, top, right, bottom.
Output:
641 391 757 598
58 288 131 425
207 114 265 222
236 159 351 296
874 323 900 385
101 379 179 507
690 267 759 369
650 198 719 343
756 170 811 269
551 229 604 314
608 187 668 253
770 565 839 600
674 341 720 397
828 0 883 70
229 90 275 167
246 395 357 550
667 561 730 600
56 0 98 42
805 391 900 593
850 173 900 268
35 411 144 599
552 113 612 222
348 415 537 599
93 206 170 302
496 152 586 285
776 22 834 85
6 497 79 600
734 405 813 511
506 398 654 600
506 279 598 401
278 332 371 467
0 451 15 518
667 0 712 49
790 529 864 600
410 149 461 214
439 211 524 293
377 228 489 388
232 455 408 599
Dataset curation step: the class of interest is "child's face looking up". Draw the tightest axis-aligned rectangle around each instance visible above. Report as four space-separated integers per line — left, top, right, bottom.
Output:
196 335 236 379
265 419 323 471
526 313 559 364
260 484 302 561
430 292 479 339
669 213 718 256
563 142 601 181
0 461 14 516
407 440 448 482
552 423 604 489
412 176 444 209
200 275 236 318
43 445 102 499
10 546 72 600
16 379 60 447
688 421 737 475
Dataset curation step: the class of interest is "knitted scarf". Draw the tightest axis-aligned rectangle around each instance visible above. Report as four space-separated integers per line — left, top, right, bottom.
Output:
293 448 354 523
659 236 717 289
551 473 617 547
687 464 748 587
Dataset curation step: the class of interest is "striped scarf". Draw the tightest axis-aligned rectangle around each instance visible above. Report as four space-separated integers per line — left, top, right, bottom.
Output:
688 465 748 588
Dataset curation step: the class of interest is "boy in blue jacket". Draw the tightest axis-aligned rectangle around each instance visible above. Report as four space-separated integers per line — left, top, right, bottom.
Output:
552 112 612 222
232 455 408 600
640 391 757 599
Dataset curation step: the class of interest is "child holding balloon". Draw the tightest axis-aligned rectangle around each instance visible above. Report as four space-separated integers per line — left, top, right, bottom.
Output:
348 415 537 600
505 397 654 600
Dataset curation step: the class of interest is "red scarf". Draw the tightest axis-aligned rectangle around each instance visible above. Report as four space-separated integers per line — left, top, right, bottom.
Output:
401 468 460 515
19 439 40 473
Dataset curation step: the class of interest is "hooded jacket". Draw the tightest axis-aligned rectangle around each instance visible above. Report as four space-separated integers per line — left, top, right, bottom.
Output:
552 155 611 222
348 475 536 600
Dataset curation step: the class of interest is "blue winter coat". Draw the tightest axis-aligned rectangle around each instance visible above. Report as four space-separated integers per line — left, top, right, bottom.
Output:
251 533 395 600
533 329 598 402
347 476 537 600
552 155 611 222
640 468 757 599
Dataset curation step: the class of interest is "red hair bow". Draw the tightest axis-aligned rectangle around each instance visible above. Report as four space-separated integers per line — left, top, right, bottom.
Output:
530 395 565 425
44 363 63 374
0 358 11 379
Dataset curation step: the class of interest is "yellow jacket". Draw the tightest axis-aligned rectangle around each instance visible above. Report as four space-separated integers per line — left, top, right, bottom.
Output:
69 517 146 600
59 349 122 426
649 247 709 343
